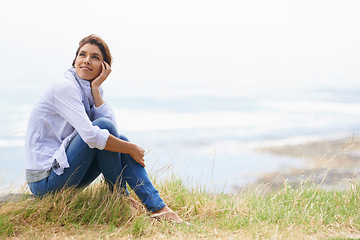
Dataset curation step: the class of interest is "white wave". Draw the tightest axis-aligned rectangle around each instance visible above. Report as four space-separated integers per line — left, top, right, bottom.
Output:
0 139 25 148
113 108 301 132
263 100 360 115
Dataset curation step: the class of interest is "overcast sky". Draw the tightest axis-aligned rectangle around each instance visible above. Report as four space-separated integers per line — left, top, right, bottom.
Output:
1 0 360 98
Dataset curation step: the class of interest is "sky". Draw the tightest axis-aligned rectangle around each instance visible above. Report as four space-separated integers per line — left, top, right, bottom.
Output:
1 0 360 98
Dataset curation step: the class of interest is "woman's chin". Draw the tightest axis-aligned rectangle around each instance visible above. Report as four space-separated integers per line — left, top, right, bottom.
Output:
77 73 95 81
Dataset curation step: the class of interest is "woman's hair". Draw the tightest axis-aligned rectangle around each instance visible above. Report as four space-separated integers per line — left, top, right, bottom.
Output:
72 34 112 67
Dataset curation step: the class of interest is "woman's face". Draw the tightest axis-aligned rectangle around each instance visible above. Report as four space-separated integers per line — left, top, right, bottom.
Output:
74 43 104 80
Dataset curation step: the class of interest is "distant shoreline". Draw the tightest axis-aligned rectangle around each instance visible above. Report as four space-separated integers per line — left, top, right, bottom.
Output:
246 136 360 191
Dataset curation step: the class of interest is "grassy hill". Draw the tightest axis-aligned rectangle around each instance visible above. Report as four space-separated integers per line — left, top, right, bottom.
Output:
1 175 359 239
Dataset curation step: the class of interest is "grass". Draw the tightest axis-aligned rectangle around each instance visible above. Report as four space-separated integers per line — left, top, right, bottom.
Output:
1 176 360 239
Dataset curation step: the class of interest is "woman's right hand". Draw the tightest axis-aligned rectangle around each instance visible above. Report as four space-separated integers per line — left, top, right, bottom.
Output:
91 62 112 107
92 61 112 88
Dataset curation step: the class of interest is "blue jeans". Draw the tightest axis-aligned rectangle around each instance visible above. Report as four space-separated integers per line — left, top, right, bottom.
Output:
28 117 166 212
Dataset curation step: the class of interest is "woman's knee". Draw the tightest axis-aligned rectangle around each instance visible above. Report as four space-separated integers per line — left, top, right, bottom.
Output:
93 118 129 142
118 134 129 142
92 117 118 135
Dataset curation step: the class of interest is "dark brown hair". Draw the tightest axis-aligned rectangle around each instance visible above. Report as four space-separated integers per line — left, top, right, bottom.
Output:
72 34 112 67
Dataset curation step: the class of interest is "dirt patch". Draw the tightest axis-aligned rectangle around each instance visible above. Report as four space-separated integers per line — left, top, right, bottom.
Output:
0 193 35 204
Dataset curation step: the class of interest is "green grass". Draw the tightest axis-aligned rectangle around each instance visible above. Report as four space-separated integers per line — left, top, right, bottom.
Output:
1 176 360 239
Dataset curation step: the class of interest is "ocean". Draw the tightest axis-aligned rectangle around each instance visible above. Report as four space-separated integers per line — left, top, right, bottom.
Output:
1 0 360 196
1 83 360 193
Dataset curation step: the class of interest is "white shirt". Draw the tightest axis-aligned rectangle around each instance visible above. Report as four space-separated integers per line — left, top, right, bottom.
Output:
25 73 116 177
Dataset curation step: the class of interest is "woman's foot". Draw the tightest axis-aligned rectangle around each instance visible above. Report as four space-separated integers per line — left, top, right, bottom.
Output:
150 206 184 224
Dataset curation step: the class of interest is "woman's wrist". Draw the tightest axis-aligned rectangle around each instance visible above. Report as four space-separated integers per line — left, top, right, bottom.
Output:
91 81 101 90
91 84 104 107
129 142 140 154
91 85 100 94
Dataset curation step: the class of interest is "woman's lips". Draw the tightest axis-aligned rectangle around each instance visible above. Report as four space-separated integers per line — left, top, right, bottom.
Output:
80 66 92 71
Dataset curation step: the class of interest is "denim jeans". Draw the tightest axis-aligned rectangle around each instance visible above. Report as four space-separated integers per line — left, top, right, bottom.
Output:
28 117 166 212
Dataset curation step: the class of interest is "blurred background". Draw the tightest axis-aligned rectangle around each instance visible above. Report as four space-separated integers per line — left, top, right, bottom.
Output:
1 0 360 193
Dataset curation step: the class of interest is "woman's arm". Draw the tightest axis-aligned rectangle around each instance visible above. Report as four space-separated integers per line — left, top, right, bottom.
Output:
105 134 146 167
90 62 146 166
91 61 111 107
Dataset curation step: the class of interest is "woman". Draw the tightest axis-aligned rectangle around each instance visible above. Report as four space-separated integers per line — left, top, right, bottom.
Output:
25 34 183 223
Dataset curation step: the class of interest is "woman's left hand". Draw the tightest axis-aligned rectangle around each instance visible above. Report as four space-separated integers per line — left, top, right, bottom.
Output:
129 144 146 167
91 61 112 88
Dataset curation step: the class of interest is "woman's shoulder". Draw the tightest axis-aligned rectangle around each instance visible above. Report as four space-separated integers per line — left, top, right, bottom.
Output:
53 77 78 88
39 78 82 103
51 78 81 94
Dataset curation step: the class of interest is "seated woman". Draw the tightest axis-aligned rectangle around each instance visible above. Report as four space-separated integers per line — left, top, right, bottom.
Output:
25 34 183 223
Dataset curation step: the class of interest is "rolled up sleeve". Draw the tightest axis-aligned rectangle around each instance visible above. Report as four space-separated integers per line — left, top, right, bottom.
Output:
82 125 109 149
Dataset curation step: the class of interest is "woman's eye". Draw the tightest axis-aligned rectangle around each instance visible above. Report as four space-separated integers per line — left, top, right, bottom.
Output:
92 56 100 60
79 53 86 57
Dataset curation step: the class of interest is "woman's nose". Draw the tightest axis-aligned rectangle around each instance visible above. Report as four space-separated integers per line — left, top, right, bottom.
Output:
84 56 91 64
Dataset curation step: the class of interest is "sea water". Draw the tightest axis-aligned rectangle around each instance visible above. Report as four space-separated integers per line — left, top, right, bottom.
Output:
1 84 360 193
